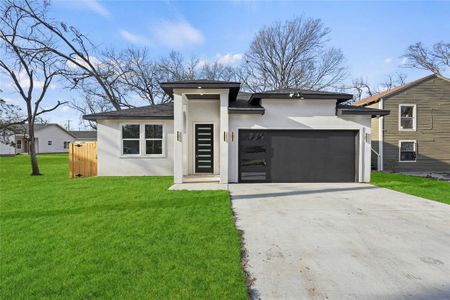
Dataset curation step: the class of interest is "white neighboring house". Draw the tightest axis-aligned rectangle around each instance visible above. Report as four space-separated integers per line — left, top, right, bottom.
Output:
0 124 97 155
84 80 389 183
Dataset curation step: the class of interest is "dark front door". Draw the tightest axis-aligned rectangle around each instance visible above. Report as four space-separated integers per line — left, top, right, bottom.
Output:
195 124 214 173
239 130 357 183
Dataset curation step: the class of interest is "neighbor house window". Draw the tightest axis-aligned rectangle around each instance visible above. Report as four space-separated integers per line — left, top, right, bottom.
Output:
16 140 22 149
48 141 52 146
122 124 140 155
399 104 416 131
64 141 70 149
399 140 417 162
145 124 163 155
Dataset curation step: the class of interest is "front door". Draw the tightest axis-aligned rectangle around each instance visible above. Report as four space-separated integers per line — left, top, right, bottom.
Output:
195 124 214 173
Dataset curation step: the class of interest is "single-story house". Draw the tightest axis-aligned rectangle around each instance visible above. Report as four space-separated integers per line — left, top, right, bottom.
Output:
353 74 450 173
0 124 97 155
84 80 389 183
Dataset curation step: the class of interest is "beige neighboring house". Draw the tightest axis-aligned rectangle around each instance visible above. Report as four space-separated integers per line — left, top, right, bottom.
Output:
353 74 450 174
0 123 97 155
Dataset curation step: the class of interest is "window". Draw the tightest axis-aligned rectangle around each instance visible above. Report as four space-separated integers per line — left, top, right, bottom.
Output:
48 141 52 146
399 104 416 131
64 141 70 149
122 124 140 155
399 141 417 162
16 140 22 149
145 125 163 155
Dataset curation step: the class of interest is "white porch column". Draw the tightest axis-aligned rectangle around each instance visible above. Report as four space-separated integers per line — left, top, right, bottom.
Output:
219 91 229 184
173 93 184 183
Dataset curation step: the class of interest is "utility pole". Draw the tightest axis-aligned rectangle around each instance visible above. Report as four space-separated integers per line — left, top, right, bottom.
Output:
66 120 71 131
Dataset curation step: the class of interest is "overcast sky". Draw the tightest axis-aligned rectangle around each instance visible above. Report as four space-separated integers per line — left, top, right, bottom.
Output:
1 0 449 130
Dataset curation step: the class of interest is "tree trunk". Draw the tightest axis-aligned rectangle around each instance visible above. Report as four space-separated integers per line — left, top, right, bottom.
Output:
27 118 41 176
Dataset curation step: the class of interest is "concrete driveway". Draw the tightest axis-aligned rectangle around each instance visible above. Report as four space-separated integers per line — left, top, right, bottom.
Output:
230 183 450 300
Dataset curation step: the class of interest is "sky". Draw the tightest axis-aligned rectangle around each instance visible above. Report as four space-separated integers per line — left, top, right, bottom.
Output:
1 0 449 130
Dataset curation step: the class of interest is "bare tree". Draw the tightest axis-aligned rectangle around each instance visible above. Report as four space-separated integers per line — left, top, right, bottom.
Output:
119 48 171 105
0 1 65 175
240 17 347 92
70 95 112 129
348 72 407 102
402 41 450 74
350 77 377 102
6 0 129 111
199 61 236 81
380 72 407 90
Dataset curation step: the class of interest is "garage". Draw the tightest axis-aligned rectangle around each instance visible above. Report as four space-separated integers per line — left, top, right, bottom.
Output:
238 130 358 183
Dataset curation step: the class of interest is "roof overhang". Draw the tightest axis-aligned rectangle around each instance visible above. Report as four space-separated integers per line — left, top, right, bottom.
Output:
337 105 390 118
228 107 265 115
83 115 173 121
248 92 353 105
160 81 241 101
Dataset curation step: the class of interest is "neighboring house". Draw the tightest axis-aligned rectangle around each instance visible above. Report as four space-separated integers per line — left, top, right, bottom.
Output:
84 80 388 183
0 124 97 155
353 74 450 173
69 130 97 142
0 129 16 156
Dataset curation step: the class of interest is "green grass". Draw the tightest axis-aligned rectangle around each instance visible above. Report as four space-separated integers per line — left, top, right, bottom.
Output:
0 154 247 299
371 172 450 205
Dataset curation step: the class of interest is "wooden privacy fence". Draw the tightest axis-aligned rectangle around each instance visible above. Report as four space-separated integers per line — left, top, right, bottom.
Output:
69 142 97 178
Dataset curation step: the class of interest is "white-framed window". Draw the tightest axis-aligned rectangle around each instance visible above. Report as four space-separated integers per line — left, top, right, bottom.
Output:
64 141 70 149
399 104 416 131
121 124 140 155
16 140 22 149
48 140 52 146
145 124 163 156
399 140 417 162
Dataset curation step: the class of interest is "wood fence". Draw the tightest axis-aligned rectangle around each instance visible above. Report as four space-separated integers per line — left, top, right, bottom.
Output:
69 142 97 178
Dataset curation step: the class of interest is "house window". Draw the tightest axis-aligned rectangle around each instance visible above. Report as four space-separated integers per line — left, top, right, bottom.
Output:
64 141 70 149
399 140 417 162
48 141 52 146
399 104 416 131
122 124 140 155
145 125 163 155
16 140 22 149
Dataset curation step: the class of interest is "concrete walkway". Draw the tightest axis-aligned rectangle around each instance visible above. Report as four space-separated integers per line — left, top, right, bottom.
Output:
230 183 450 300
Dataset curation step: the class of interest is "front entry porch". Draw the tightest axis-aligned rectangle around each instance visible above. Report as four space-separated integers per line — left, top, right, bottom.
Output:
173 88 230 184
169 174 227 190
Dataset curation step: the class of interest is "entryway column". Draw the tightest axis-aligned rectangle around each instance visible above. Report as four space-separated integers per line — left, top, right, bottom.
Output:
173 92 185 184
219 91 229 184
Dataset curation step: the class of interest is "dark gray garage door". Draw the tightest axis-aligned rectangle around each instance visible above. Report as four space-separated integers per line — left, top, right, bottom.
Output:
238 130 357 183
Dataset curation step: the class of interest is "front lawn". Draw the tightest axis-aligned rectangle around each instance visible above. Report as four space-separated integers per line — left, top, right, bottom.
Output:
371 172 450 205
0 154 247 299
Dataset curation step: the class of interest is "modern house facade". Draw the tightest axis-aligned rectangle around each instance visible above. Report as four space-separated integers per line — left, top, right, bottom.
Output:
353 74 450 173
84 80 388 183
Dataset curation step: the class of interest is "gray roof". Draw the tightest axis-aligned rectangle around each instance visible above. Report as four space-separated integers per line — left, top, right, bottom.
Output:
229 99 265 115
337 104 390 118
83 103 174 120
69 130 97 140
12 123 74 136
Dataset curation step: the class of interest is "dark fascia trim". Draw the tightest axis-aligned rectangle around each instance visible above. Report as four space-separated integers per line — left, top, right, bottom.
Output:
228 108 265 115
337 109 390 118
248 92 353 104
83 115 174 121
160 82 241 100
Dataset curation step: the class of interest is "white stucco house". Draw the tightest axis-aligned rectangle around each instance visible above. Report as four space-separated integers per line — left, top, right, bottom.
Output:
84 80 389 183
0 124 97 155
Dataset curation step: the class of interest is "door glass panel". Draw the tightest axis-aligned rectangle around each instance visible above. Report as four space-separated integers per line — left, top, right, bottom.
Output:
239 131 267 182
